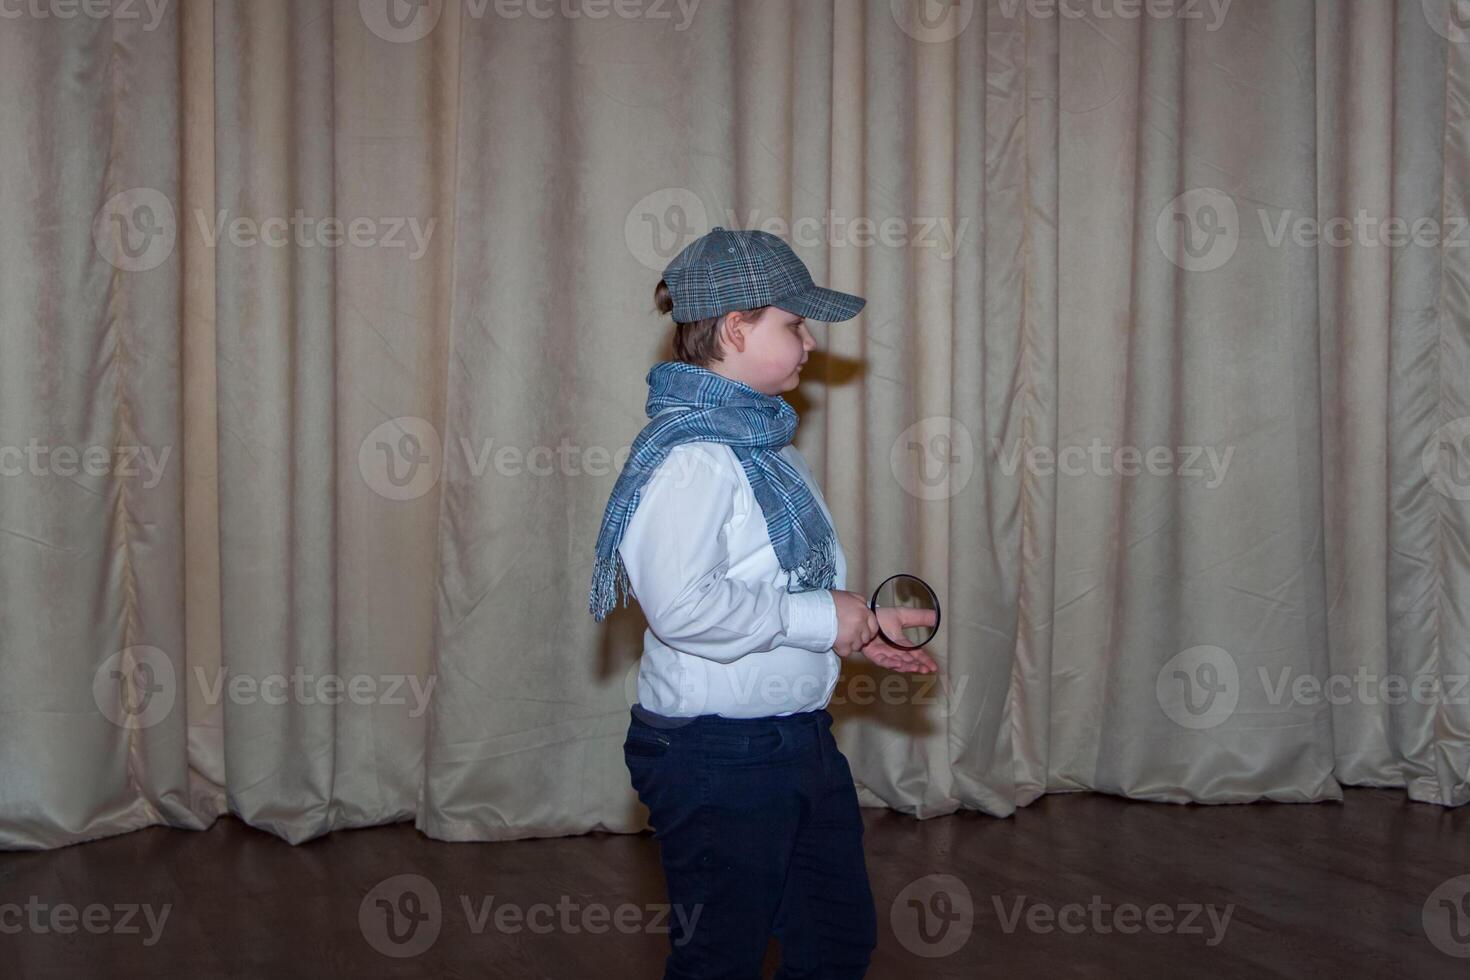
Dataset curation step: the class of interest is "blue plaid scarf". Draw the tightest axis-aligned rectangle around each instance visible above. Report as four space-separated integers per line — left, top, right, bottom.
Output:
588 360 837 623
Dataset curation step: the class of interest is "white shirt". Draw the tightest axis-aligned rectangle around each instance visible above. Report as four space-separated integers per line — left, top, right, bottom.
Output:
617 433 847 718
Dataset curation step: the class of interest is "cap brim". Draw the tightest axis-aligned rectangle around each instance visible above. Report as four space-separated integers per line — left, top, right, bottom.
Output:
776 286 866 322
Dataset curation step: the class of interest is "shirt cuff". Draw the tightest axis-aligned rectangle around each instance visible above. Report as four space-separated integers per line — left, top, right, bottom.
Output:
784 588 838 652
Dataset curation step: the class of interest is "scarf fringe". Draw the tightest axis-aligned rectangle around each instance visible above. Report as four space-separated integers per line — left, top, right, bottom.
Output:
589 552 634 623
789 532 838 593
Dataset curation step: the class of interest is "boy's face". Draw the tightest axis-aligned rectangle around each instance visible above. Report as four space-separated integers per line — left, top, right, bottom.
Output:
716 305 818 395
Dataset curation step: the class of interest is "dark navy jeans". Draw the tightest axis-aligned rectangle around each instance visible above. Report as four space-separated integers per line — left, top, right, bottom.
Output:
624 703 878 980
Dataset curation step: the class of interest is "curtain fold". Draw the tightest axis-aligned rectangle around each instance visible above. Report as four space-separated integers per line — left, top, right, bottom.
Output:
1 0 1467 850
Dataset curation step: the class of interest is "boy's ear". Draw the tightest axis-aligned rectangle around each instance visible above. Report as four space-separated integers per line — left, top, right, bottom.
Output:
719 311 748 354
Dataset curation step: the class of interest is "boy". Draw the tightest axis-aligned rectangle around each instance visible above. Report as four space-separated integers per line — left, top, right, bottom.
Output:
589 226 938 979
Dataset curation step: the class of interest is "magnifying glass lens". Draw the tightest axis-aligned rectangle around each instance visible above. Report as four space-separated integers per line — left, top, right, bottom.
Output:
869 574 940 650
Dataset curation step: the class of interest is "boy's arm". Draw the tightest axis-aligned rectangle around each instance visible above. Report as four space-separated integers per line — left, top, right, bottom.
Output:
617 444 838 664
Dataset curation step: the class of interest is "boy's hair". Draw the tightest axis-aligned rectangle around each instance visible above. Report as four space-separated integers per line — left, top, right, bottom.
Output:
654 279 769 368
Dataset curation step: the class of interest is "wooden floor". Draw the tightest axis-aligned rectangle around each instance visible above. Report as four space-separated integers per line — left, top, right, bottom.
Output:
2 787 1467 978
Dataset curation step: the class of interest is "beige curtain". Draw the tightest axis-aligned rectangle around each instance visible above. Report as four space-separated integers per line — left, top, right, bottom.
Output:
2 0 1467 850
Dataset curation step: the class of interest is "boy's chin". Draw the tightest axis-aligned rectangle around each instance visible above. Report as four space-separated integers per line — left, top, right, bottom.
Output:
755 370 802 395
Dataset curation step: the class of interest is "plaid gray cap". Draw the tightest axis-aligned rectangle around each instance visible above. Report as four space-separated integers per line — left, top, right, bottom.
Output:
661 226 866 323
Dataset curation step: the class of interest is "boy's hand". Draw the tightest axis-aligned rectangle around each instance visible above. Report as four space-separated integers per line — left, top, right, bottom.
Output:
860 607 940 674
829 590 880 657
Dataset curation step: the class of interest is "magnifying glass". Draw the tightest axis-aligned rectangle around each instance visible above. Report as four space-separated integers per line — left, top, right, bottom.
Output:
868 573 941 650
